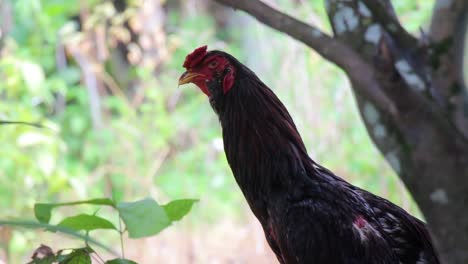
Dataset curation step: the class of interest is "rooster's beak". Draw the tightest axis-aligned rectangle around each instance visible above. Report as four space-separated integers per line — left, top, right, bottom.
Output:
178 71 203 85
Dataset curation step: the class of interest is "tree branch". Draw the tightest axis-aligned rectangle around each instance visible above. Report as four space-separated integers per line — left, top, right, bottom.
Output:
360 0 418 50
214 0 397 116
214 0 343 67
430 0 468 42
429 0 468 140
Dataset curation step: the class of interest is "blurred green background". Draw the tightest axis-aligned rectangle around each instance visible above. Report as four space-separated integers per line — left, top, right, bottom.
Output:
0 0 434 262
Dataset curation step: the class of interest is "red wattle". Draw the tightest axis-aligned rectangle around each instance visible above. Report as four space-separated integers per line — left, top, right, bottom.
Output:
223 69 235 94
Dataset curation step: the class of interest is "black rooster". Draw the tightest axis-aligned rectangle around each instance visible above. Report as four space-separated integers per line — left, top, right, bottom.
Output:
178 46 439 264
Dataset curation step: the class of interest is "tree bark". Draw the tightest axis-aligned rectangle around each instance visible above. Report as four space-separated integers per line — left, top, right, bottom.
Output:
213 0 468 263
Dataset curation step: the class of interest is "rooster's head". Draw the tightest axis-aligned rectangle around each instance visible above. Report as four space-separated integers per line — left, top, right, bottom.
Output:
178 45 236 96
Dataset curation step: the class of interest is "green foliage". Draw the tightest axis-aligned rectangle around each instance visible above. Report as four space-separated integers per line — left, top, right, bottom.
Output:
33 197 196 238
25 246 135 264
27 246 94 264
35 198 115 224
162 199 199 222
57 214 117 232
53 247 92 264
117 198 170 238
2 195 197 263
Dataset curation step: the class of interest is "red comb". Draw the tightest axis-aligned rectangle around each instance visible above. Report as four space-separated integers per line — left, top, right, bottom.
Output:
183 45 208 69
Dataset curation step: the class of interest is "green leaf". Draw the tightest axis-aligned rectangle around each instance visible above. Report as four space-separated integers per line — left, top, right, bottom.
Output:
162 199 198 222
34 204 54 223
105 259 138 264
117 198 171 238
57 214 117 232
34 198 115 223
58 247 92 264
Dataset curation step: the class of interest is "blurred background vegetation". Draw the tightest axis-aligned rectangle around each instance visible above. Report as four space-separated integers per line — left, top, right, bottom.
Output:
0 0 434 263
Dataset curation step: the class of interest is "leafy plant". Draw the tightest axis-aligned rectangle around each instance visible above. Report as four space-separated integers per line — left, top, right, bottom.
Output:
1 197 197 264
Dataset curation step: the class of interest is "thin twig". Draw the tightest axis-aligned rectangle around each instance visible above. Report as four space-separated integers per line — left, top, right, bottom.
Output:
0 120 50 129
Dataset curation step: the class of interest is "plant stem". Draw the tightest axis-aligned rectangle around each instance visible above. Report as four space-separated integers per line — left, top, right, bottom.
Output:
119 216 125 259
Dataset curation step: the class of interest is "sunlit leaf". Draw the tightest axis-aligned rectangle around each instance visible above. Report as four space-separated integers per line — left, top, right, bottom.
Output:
20 61 45 92
162 199 198 222
117 198 170 238
17 132 53 147
38 153 56 176
57 214 117 232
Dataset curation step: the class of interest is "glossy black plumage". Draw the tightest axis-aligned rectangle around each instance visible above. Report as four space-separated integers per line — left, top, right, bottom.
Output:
205 50 439 264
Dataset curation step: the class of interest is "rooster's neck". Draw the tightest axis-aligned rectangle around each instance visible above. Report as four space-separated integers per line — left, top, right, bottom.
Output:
217 77 314 214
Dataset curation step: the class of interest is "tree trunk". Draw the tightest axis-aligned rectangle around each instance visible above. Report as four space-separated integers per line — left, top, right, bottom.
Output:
213 0 468 263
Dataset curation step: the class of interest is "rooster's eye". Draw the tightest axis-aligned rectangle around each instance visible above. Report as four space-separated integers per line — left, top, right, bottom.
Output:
208 61 218 69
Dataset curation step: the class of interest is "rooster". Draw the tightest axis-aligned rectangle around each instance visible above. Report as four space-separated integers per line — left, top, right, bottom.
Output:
178 45 439 264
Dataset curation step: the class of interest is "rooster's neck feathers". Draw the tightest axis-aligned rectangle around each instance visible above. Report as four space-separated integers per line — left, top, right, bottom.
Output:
210 62 315 198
